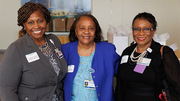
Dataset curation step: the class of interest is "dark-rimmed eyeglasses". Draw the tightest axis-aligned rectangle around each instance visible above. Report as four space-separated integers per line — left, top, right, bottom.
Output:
132 28 154 33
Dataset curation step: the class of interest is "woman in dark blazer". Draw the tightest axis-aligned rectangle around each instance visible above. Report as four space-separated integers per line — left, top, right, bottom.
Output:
0 2 67 101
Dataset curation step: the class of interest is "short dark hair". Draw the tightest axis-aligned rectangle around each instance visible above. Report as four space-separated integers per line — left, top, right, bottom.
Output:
69 14 104 42
17 2 51 37
132 12 157 30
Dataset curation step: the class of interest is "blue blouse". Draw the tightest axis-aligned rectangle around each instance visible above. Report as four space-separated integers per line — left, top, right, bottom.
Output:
71 52 98 101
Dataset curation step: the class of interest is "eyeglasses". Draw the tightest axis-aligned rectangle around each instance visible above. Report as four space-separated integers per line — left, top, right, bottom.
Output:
132 28 154 33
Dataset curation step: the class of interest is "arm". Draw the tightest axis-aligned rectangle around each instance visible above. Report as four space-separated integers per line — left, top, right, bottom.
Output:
162 46 180 100
113 46 120 76
0 44 22 101
115 63 123 101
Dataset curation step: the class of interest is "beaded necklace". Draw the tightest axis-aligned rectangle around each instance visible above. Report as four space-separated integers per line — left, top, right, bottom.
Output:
38 41 51 56
130 46 147 62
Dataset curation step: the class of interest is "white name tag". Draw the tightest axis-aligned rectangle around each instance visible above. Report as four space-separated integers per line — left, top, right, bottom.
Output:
25 52 40 63
84 80 95 89
68 65 74 73
137 57 151 66
121 55 129 64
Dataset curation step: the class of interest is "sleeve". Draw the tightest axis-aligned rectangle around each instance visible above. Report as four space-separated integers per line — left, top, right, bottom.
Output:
163 46 180 100
0 44 22 101
115 60 123 101
112 45 120 75
61 44 69 62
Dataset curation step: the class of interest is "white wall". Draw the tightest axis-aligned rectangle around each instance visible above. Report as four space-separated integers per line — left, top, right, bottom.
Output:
92 0 180 48
0 0 21 50
0 0 180 50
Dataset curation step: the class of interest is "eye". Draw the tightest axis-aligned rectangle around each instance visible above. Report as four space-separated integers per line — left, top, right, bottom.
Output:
38 19 44 23
89 27 94 30
133 28 141 31
143 28 150 31
28 21 33 25
79 27 85 30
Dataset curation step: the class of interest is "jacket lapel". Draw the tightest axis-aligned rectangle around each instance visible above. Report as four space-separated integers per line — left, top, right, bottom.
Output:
24 34 56 74
45 35 62 74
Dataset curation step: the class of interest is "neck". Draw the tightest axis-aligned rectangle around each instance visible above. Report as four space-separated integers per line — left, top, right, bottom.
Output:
78 42 95 56
136 44 151 53
78 42 95 49
34 37 46 46
136 46 147 53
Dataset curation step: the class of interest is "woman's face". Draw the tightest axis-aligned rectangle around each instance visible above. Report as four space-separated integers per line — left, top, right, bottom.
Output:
75 16 96 46
23 10 47 43
132 19 155 48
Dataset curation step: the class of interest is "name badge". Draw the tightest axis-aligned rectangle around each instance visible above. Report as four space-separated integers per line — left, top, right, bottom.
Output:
134 64 146 74
137 57 151 66
84 80 95 89
25 52 40 63
146 47 152 53
120 55 129 64
54 48 63 59
68 65 74 73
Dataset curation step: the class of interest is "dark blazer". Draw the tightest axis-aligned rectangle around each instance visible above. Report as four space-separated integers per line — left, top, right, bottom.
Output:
0 34 67 101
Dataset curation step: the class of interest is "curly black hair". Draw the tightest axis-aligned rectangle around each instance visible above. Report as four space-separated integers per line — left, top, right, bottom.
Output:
17 2 51 37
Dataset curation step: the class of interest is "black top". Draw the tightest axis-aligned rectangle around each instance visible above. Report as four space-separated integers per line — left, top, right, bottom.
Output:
119 52 159 101
115 40 180 101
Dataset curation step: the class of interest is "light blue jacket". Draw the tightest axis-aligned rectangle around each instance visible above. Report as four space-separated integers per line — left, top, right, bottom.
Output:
62 41 120 101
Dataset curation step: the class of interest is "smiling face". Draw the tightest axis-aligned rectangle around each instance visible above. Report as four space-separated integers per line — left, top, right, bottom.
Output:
23 9 47 45
75 16 96 46
132 19 155 48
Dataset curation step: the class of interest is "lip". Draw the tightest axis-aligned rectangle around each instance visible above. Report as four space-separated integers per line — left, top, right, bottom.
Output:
83 36 90 39
33 30 41 35
137 37 145 41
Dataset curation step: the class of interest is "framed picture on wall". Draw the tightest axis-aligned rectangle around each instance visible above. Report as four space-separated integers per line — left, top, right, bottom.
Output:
21 0 91 32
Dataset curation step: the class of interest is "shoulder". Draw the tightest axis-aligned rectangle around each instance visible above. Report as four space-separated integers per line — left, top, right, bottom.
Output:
151 40 162 52
10 35 27 48
62 41 77 53
62 41 77 48
96 41 116 49
122 44 136 55
46 34 59 41
61 41 78 59
46 33 57 38
45 34 61 46
163 46 174 54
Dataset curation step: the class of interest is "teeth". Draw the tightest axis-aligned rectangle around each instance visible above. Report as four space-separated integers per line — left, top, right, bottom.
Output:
138 37 145 41
138 37 145 39
34 30 41 33
84 36 90 39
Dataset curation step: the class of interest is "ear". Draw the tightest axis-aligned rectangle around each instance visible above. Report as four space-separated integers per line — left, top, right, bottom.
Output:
75 29 77 36
23 23 25 28
151 29 156 36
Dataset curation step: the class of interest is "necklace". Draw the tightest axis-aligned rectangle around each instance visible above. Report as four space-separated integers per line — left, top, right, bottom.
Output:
130 46 147 62
79 43 94 64
38 41 52 56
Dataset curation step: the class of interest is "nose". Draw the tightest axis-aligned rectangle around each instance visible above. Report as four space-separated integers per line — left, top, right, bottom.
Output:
139 29 145 35
33 22 40 28
84 28 90 34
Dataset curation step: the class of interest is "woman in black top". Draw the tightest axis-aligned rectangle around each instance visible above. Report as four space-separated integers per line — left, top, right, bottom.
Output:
115 12 180 101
